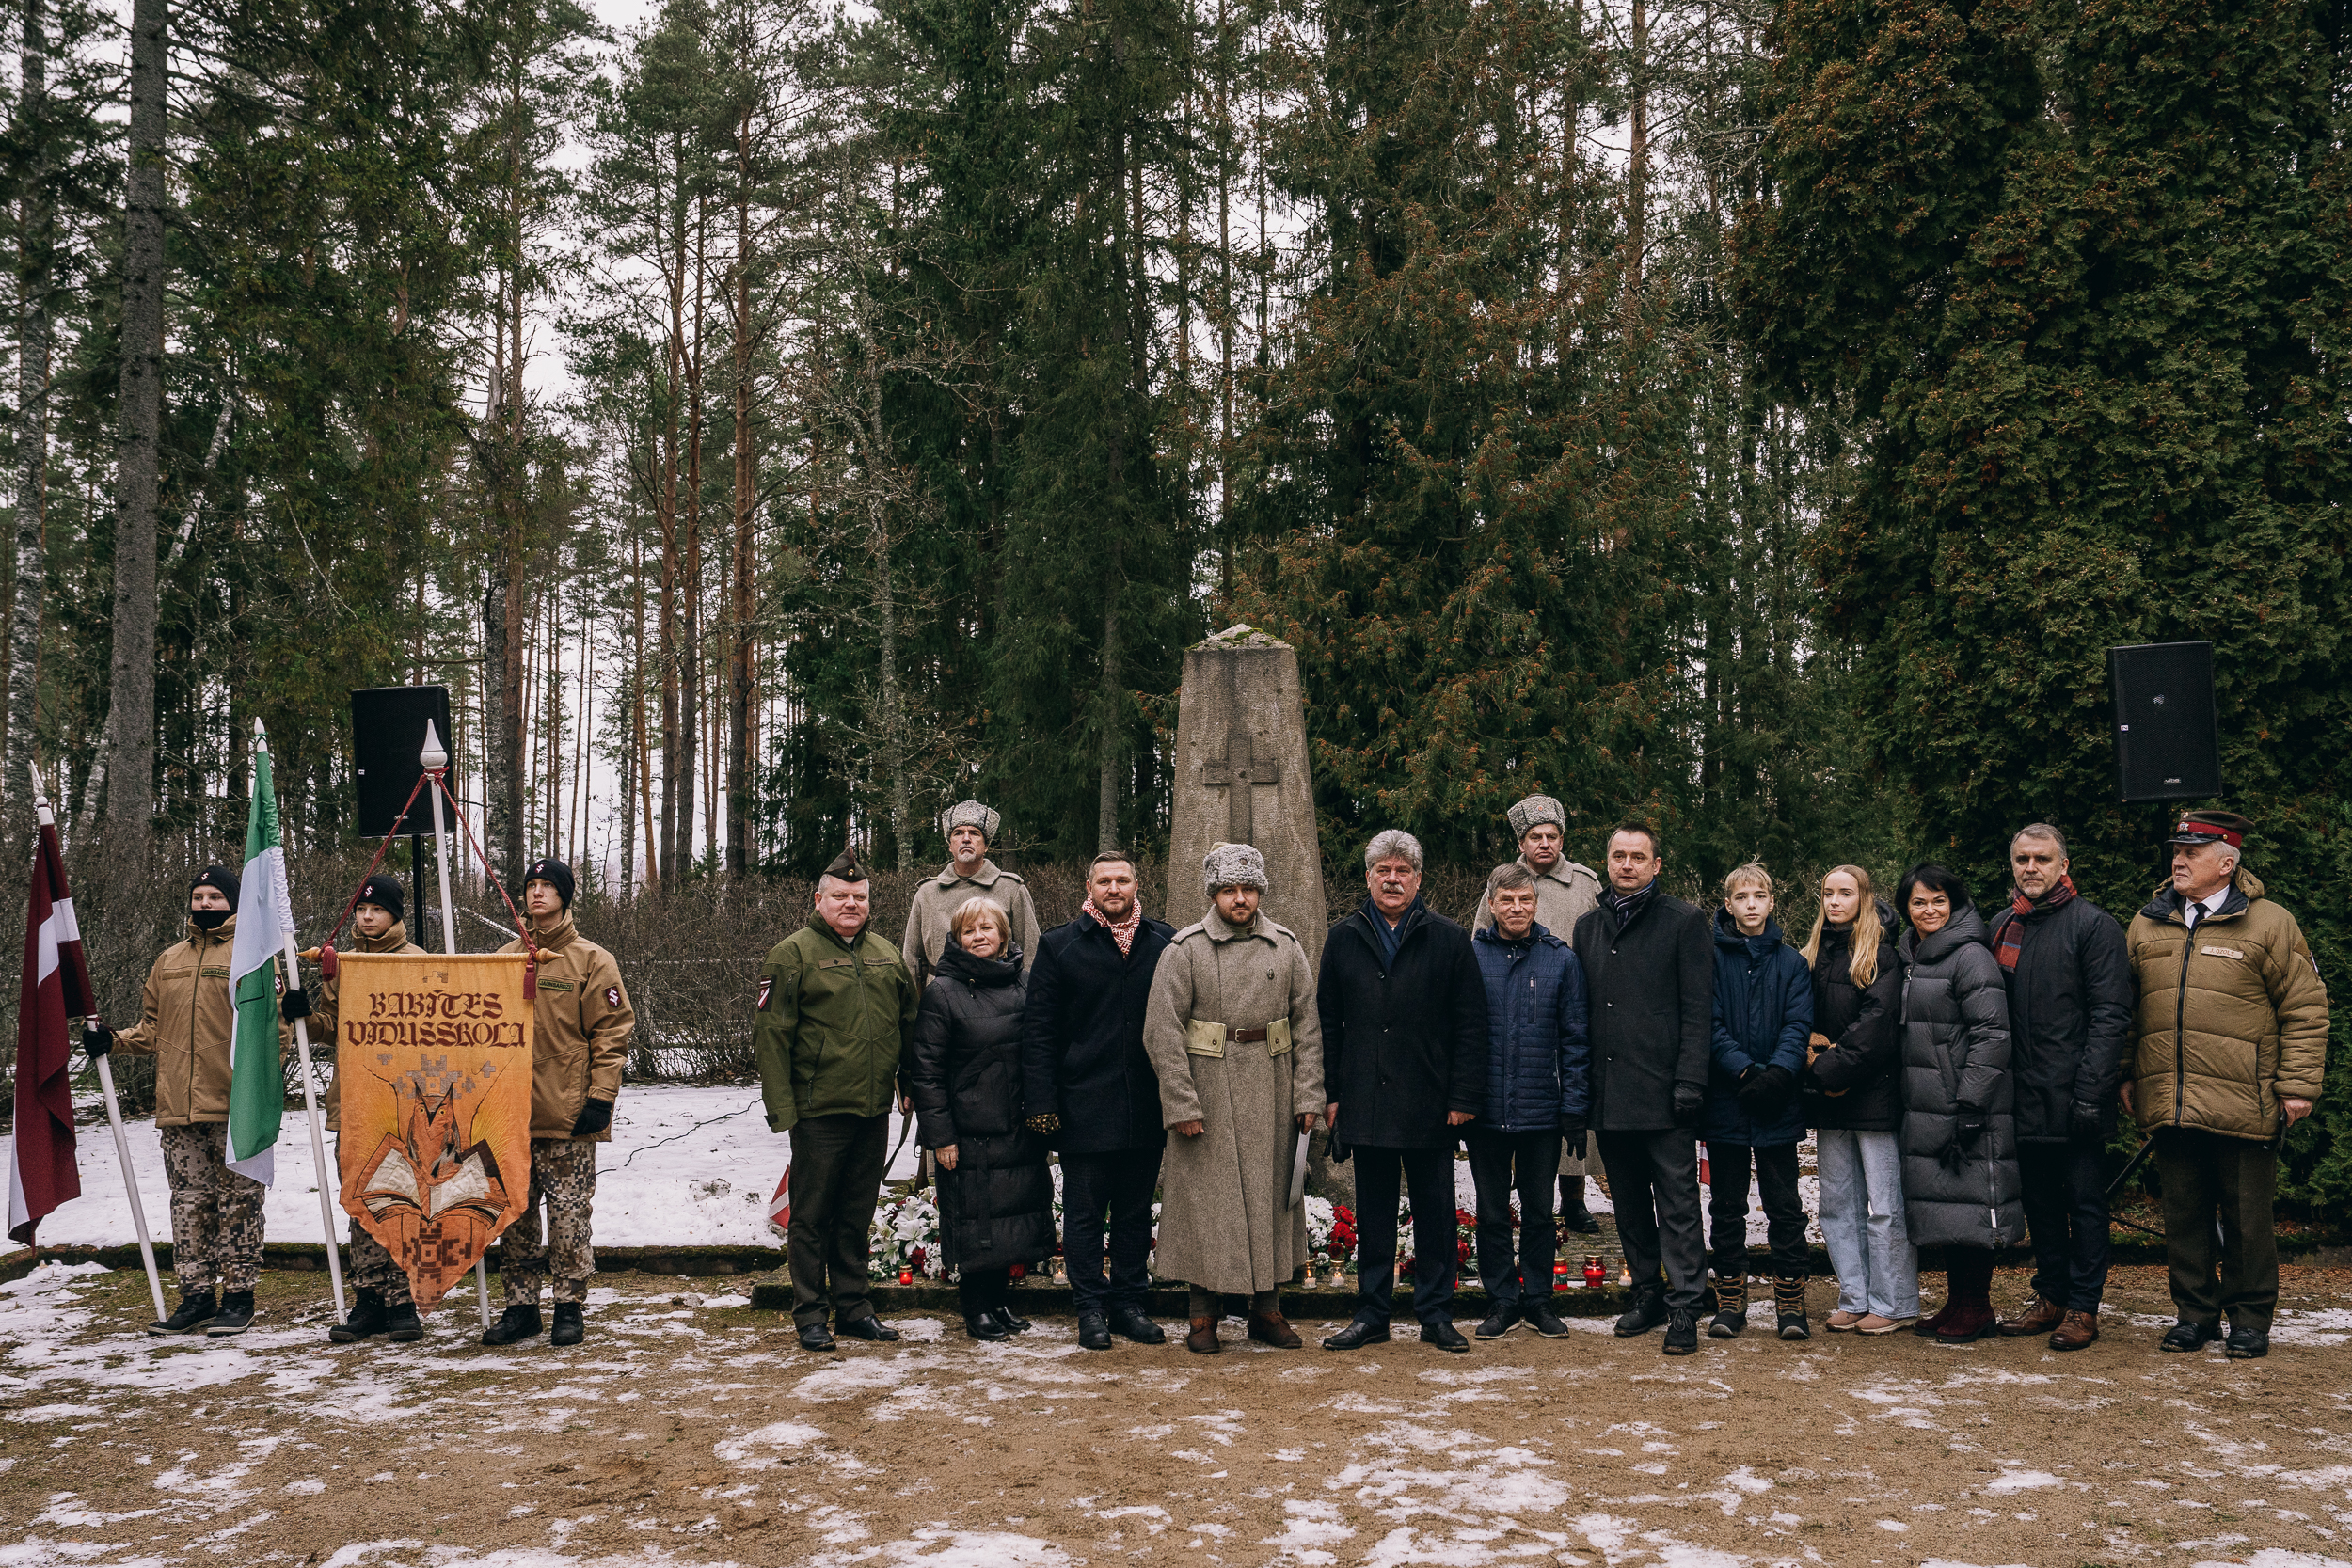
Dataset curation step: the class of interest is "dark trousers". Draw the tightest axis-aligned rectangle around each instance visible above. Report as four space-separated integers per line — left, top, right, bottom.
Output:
1060 1147 1162 1315
2018 1139 2111 1310
1703 1141 1806 1280
2156 1127 2280 1334
1465 1128 1561 1307
1596 1130 1706 1311
959 1264 1010 1321
787 1112 891 1330
1350 1143 1459 1327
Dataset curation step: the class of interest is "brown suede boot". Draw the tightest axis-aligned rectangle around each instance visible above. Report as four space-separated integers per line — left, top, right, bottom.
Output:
1998 1293 2065 1338
1248 1312 1302 1349
2049 1308 2099 1352
1187 1316 1221 1354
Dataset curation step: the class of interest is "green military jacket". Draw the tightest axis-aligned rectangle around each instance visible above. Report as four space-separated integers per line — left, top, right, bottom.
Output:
753 919 920 1132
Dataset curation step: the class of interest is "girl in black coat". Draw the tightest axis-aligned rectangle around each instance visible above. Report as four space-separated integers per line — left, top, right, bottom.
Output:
909 898 1056 1341
1800 867 1916 1332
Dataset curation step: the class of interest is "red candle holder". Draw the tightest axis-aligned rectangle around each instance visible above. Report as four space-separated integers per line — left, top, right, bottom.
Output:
898 1266 914 1286
1582 1255 1606 1289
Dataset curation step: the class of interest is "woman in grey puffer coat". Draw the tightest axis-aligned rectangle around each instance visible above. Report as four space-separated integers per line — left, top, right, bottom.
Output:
1895 863 2024 1345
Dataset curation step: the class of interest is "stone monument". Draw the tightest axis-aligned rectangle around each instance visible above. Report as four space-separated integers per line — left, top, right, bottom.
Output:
1164 626 1328 967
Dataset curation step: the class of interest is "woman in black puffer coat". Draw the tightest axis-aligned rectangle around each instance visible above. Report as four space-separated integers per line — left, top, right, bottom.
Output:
1894 864 2025 1346
909 897 1055 1340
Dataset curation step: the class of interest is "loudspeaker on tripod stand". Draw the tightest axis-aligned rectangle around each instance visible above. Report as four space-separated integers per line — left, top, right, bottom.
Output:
2108 642 2220 801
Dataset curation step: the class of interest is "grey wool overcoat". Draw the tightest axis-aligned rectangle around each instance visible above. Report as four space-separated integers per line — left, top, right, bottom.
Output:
1142 905 1326 1294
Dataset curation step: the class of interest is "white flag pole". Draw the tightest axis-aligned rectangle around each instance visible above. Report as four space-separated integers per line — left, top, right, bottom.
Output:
421 721 491 1329
254 722 345 1319
38 760 168 1322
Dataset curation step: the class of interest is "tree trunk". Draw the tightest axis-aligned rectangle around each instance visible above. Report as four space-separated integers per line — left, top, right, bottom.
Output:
727 108 755 876
8 0 54 829
1096 561 1121 851
102 0 168 873
678 198 706 878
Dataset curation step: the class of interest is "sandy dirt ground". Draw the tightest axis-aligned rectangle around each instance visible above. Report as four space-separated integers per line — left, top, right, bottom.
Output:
3 1259 2348 1568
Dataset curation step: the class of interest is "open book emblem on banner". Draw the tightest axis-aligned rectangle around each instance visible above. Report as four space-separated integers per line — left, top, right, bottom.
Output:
334 954 533 1312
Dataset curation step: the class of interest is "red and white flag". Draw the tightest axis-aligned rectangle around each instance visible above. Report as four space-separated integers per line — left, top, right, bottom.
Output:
768 1166 792 1235
8 820 97 1246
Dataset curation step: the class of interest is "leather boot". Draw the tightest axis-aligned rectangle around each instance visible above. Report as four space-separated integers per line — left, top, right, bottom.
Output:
1186 1315 1221 1354
151 1291 216 1336
1247 1311 1302 1349
1708 1275 1747 1338
1773 1276 1810 1341
329 1289 389 1344
1999 1293 2066 1338
481 1304 544 1346
549 1303 585 1346
1932 1297 1997 1344
2049 1308 2099 1352
204 1291 256 1336
1911 1297 1956 1337
384 1301 423 1342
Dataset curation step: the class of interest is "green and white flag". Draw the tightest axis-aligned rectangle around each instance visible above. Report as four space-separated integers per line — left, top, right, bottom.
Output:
226 722 294 1182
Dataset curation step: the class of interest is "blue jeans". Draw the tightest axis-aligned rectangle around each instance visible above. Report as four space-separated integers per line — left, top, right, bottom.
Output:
1816 1128 1918 1319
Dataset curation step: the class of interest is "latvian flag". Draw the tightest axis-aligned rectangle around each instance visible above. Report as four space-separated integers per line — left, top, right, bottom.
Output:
8 816 97 1245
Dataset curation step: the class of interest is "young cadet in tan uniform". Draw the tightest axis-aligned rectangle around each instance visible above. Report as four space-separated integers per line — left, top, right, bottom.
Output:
901 800 1041 986
307 873 429 1346
85 865 291 1337
483 858 634 1348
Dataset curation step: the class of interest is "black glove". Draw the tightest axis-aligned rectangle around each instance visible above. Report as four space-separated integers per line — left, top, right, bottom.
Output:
1955 1104 1988 1148
81 1021 111 1058
1558 1117 1588 1162
571 1098 614 1137
1737 1064 1795 1117
2069 1101 2106 1146
280 988 311 1022
1671 1082 1705 1128
1937 1133 1967 1175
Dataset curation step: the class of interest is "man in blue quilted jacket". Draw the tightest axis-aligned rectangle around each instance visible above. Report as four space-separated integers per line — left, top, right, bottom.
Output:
1467 863 1591 1340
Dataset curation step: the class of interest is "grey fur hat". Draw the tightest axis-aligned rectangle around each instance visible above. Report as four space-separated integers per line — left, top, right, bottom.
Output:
939 800 1001 843
1201 841 1269 895
1506 794 1566 839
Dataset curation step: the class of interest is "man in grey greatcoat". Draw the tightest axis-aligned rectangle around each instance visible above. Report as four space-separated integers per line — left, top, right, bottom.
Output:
1471 794 1605 1232
1142 842 1325 1356
902 800 1041 986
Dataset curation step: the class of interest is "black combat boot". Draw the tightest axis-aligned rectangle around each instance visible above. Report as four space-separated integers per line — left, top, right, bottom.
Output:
481 1304 544 1346
550 1303 585 1346
1774 1276 1811 1341
385 1301 423 1342
329 1288 389 1344
1708 1275 1747 1338
151 1290 217 1336
205 1291 257 1336
1614 1283 1668 1338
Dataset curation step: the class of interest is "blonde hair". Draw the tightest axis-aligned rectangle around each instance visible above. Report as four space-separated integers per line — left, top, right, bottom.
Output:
950 896 1012 947
1802 864 1883 989
1721 862 1773 897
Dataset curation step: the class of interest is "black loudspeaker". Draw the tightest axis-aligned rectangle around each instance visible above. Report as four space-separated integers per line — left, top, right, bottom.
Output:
2108 642 2220 801
351 686 455 836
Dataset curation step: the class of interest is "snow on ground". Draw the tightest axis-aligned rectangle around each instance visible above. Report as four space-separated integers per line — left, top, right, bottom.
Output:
5 1085 922 1254
13 1083 1814 1255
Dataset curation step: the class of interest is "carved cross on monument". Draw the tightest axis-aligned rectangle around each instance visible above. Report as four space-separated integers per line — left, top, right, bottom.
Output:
1201 727 1281 845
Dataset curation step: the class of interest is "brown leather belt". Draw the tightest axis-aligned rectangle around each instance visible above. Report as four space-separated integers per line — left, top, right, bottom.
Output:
1230 1027 1269 1044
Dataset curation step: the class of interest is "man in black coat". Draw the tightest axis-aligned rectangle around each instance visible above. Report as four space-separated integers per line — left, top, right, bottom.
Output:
1317 830 1488 1354
1574 823 1713 1355
1989 824 2134 1351
1021 850 1176 1352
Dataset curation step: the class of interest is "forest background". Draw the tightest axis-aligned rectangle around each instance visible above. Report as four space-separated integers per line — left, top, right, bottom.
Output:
0 0 2344 1208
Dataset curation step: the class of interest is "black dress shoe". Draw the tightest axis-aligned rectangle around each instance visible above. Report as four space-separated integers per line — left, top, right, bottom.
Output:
2225 1324 2269 1359
152 1291 217 1336
482 1305 543 1346
1423 1319 1470 1353
384 1302 423 1343
1563 1204 1603 1235
996 1307 1033 1334
838 1315 900 1342
1109 1307 1168 1345
1662 1307 1699 1355
550 1303 585 1346
204 1291 256 1336
1322 1319 1391 1351
1475 1303 1519 1339
1525 1304 1572 1338
798 1323 837 1352
2160 1320 2220 1353
1615 1286 1668 1338
329 1289 388 1344
1077 1311 1112 1350
965 1311 1009 1342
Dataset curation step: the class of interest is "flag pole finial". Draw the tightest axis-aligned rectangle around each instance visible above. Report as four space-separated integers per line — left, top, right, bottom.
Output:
251 716 269 752
421 719 449 772
26 759 54 829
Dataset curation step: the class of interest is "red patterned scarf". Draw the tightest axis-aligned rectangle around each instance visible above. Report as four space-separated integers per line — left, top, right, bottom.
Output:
1084 897 1142 957
1995 875 2076 971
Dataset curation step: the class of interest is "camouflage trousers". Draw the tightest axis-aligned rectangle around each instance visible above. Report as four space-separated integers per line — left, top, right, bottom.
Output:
497 1137 598 1306
347 1222 413 1307
158 1122 266 1293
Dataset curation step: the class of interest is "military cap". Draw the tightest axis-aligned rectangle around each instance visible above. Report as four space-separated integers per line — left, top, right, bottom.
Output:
1506 794 1566 839
1201 841 1269 895
939 800 1001 843
2166 810 2252 848
821 844 871 882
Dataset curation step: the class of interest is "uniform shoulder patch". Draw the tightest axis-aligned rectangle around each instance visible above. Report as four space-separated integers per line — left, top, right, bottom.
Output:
605 986 622 1006
758 976 773 1011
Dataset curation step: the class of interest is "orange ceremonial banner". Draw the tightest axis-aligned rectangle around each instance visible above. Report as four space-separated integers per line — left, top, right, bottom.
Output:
334 953 533 1313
